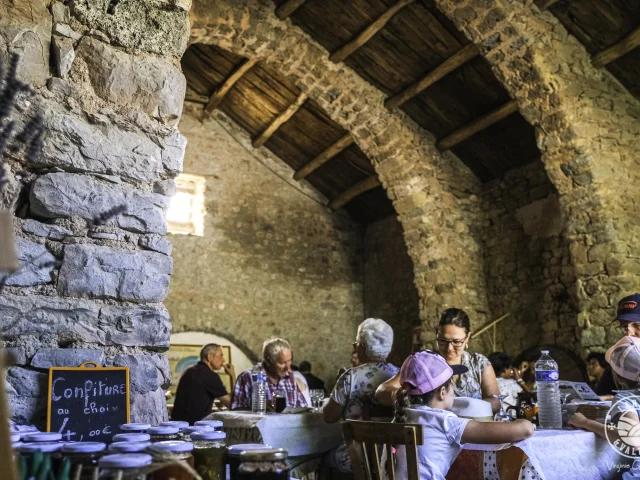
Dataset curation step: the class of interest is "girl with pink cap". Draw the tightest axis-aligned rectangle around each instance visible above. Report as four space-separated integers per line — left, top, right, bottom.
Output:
394 350 535 480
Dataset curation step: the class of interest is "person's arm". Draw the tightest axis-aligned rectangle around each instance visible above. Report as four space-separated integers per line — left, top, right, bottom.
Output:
569 411 632 444
323 398 344 423
461 418 535 444
217 394 232 408
480 364 501 413
204 370 232 410
375 372 401 407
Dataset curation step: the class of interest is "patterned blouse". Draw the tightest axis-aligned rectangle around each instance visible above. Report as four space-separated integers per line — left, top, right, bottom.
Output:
453 351 491 399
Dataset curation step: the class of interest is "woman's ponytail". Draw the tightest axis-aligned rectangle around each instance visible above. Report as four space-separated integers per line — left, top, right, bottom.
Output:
393 387 411 424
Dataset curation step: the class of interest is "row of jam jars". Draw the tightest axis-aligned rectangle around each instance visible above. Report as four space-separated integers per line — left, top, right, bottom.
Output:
99 453 153 480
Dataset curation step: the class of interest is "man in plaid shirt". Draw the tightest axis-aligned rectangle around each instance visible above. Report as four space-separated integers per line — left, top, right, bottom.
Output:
232 338 308 410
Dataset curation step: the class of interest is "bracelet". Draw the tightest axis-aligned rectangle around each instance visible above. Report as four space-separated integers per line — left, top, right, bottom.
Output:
516 378 524 384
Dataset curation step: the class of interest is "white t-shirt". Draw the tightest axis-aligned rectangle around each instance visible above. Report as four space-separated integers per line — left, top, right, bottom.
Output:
395 406 470 480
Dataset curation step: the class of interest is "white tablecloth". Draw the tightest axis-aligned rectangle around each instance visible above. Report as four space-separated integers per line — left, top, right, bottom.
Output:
464 429 623 480
207 410 343 457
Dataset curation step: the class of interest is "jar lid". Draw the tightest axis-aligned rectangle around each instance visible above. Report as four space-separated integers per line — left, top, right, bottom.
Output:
239 448 287 461
190 431 226 441
17 442 65 453
23 432 62 442
112 433 151 443
10 425 38 433
183 425 213 435
228 444 272 457
151 441 194 453
159 421 189 430
62 442 107 453
10 433 20 443
99 453 152 469
147 426 179 435
12 442 24 449
194 420 223 428
120 423 151 432
108 442 152 453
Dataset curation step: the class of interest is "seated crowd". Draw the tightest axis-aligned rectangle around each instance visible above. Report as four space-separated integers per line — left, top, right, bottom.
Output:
171 293 640 480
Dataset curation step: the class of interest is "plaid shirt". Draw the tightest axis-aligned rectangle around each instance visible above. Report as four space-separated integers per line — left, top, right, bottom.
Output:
231 365 308 410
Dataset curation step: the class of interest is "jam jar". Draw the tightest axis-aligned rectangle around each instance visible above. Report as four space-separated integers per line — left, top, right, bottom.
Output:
112 433 151 443
237 448 289 480
17 441 66 476
194 420 223 430
182 425 213 442
119 423 151 434
228 444 272 480
109 441 152 453
148 440 194 480
159 421 189 439
61 442 106 480
99 453 152 480
191 430 227 480
147 426 180 443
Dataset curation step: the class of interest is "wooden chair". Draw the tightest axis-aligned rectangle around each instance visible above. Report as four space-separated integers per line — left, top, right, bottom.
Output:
342 420 424 480
361 396 394 421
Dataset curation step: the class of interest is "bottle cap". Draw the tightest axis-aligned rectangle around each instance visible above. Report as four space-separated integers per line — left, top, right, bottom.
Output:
99 453 152 469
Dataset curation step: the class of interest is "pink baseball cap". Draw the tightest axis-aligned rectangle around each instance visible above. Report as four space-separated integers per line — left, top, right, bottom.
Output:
399 350 468 395
606 336 640 381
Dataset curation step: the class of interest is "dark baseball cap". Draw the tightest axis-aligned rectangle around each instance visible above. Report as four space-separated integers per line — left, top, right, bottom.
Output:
616 294 640 323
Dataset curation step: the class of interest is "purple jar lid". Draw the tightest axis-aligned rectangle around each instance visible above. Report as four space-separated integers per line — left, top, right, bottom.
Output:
112 433 151 443
160 421 189 430
119 423 151 432
190 431 226 441
10 433 20 443
23 432 62 443
183 425 213 435
99 453 152 469
18 442 65 453
152 441 194 453
108 442 151 453
12 442 24 449
194 420 223 428
62 442 107 453
227 443 272 457
147 426 179 435
11 425 38 433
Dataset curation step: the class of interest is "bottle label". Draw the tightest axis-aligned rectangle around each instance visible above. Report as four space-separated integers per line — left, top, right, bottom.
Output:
535 370 559 382
251 373 266 383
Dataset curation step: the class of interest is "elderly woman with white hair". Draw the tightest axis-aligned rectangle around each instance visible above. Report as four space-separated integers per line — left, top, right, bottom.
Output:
323 318 398 473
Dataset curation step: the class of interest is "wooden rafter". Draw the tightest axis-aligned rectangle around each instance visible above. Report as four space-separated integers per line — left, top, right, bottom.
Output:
204 57 258 115
293 134 354 180
386 44 480 110
252 93 308 148
592 26 640 67
275 0 307 20
184 91 209 104
329 176 381 210
436 99 518 151
329 0 415 63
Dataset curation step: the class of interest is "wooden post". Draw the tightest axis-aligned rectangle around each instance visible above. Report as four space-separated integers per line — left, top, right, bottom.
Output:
592 27 640 67
0 349 18 480
252 93 308 149
275 0 307 20
293 134 354 180
436 99 518 151
0 211 18 272
203 57 258 115
329 0 415 63
329 176 381 210
386 44 480 110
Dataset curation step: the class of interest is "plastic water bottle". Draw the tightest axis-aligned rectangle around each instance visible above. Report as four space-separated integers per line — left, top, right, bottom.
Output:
251 363 267 414
535 350 562 429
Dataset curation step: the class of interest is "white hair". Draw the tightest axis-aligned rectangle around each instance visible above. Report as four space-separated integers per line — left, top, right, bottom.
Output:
356 318 393 360
262 338 291 365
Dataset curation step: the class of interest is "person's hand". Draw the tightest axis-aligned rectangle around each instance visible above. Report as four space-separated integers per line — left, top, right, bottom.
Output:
569 413 590 430
510 368 522 380
223 363 236 377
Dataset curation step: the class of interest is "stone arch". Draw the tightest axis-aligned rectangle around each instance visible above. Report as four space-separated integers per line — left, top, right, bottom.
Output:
431 0 640 352
190 0 493 339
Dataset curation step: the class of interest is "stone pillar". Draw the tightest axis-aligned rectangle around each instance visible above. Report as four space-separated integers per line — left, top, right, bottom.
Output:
432 0 640 352
190 0 493 340
0 0 189 426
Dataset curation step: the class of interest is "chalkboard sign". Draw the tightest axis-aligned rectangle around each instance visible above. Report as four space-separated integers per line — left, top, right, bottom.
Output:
47 362 130 443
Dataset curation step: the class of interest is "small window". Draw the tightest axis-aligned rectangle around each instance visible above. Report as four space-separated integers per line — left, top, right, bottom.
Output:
167 173 206 236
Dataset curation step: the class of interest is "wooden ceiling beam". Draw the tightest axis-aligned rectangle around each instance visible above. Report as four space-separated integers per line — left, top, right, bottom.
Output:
386 44 480 110
436 99 518 151
184 91 209 104
252 93 308 149
592 26 640 67
329 176 381 210
293 134 354 180
275 0 307 20
329 0 415 63
204 57 258 115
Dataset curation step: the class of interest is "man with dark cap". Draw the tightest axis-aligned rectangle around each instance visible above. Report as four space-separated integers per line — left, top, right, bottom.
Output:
594 293 640 397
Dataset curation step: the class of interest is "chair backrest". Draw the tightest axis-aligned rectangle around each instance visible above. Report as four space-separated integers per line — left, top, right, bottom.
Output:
342 419 424 480
361 396 394 421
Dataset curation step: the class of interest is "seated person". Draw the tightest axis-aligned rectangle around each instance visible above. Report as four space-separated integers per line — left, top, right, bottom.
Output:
586 351 613 396
232 338 307 410
299 361 326 393
323 318 399 473
394 351 534 480
171 343 235 424
488 351 527 407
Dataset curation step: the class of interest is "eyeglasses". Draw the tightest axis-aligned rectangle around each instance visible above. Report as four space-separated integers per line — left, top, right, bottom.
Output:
435 335 468 348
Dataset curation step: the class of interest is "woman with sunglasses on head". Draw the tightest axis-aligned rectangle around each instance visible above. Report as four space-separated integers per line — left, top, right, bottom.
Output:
376 308 501 413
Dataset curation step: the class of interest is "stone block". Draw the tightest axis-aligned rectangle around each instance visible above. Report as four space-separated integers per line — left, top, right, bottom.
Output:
130 388 168 424
153 180 177 197
139 235 172 256
5 238 55 287
581 326 606 347
30 173 168 235
58 244 172 303
22 219 72 240
51 3 71 24
0 0 52 88
6 367 47 427
7 367 46 397
73 37 186 126
52 35 75 78
5 347 27 365
107 353 168 394
69 0 190 57
0 294 171 347
31 348 104 369
40 108 184 183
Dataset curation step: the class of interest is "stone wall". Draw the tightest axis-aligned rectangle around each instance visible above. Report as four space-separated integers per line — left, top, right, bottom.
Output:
1 0 189 426
363 216 419 366
166 105 364 388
